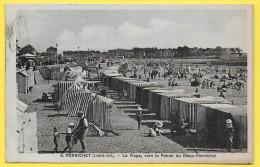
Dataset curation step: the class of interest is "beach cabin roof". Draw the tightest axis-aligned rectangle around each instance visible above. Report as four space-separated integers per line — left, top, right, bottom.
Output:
142 86 165 90
17 70 29 77
158 92 192 98
177 96 230 104
200 104 246 116
150 89 184 93
113 76 136 80
104 73 122 77
17 99 28 113
131 81 159 87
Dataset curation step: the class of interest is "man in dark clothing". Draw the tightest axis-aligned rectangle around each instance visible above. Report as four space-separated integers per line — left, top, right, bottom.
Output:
136 107 143 130
76 111 89 153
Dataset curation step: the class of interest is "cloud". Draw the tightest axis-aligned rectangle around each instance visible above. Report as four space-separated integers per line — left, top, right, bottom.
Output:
56 24 116 51
17 10 248 53
16 11 52 51
225 16 247 50
116 18 180 48
54 17 184 51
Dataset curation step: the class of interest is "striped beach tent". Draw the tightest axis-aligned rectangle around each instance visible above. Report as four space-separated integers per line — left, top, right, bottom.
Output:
67 90 94 117
57 82 82 110
56 81 75 101
87 95 112 131
66 93 112 131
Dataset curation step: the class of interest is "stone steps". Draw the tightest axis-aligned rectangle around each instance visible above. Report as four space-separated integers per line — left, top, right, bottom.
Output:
114 101 136 105
115 104 141 108
121 108 149 112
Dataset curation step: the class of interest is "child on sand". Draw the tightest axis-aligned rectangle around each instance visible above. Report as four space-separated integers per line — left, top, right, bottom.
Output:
53 127 60 153
63 123 74 153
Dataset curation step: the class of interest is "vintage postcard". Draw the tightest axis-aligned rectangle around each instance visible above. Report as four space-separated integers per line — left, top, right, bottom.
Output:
5 4 253 163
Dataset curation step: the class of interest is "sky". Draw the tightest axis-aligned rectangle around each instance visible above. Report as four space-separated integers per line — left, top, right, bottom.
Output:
16 9 248 53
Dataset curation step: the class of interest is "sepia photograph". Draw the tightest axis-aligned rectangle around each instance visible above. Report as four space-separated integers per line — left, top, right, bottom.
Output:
5 4 253 163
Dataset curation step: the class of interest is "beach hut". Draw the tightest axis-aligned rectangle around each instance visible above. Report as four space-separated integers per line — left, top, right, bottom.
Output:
115 77 136 95
140 86 164 109
149 89 185 116
153 89 186 118
126 81 145 101
159 92 196 120
16 70 29 94
124 80 142 100
110 76 136 92
148 88 170 113
196 104 247 148
17 100 38 153
103 73 122 88
16 69 36 94
110 76 119 91
176 97 230 130
133 82 160 104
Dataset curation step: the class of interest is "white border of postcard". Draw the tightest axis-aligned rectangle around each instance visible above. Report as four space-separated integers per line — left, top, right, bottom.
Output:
5 4 253 163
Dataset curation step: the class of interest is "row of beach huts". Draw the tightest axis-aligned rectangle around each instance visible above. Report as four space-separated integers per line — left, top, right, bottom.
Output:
101 65 247 148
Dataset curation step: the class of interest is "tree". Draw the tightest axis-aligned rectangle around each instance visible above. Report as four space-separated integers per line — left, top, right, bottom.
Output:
19 44 36 56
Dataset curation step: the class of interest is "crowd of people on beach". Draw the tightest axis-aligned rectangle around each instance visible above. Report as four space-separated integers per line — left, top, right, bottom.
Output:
45 59 246 153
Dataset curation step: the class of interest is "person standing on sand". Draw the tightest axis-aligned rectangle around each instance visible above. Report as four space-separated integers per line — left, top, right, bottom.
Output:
225 119 235 152
136 107 143 130
195 86 199 93
75 111 89 153
123 89 128 99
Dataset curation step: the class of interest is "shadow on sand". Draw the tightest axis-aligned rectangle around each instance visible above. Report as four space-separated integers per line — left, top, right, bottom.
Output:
48 114 67 117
